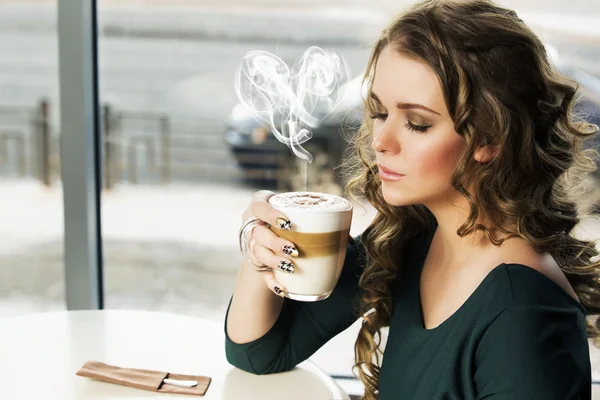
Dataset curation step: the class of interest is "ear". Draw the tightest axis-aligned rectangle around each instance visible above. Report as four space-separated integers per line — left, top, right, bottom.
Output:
474 145 500 163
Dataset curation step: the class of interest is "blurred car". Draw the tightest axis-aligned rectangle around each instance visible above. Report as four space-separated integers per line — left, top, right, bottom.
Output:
223 76 364 190
224 46 600 193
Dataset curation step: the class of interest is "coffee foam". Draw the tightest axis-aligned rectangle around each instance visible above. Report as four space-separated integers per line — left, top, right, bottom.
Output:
269 192 352 213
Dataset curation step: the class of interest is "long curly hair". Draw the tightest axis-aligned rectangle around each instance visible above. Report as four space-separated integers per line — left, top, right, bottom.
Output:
341 1 600 398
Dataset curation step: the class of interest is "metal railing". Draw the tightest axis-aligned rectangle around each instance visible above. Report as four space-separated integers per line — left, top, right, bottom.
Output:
0 99 57 185
100 104 292 189
0 99 342 192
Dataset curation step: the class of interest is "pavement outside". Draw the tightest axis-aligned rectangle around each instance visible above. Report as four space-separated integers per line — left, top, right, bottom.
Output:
0 178 378 318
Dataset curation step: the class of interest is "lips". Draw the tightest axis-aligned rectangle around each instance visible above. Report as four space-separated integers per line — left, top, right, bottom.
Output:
378 165 404 176
378 164 405 182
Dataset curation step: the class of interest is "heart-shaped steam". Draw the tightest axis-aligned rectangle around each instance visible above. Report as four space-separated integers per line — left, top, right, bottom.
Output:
234 46 351 163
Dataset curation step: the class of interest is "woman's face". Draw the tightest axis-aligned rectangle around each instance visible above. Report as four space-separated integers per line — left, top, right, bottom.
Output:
370 46 467 207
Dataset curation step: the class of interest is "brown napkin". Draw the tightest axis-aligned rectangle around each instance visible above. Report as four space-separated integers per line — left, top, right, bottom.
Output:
76 360 211 396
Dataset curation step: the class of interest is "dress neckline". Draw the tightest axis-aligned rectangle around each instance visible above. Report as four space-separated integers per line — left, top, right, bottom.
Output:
416 218 586 332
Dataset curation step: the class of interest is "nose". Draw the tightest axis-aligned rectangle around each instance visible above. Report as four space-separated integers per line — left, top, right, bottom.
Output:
371 120 400 155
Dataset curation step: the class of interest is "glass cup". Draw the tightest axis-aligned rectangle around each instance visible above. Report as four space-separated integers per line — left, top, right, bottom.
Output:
269 191 353 301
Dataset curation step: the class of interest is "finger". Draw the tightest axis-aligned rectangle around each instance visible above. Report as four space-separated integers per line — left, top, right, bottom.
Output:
253 241 295 274
252 224 299 258
263 271 286 298
250 192 292 231
247 238 267 269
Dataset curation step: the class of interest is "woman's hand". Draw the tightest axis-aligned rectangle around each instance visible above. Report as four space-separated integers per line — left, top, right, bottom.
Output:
241 190 299 297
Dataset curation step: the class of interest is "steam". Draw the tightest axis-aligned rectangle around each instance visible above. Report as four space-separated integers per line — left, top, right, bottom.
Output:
234 46 351 163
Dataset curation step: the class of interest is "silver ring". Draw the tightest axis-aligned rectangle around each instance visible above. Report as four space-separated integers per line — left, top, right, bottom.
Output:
239 218 269 269
248 238 257 253
238 217 259 251
246 238 263 267
238 217 269 250
246 239 271 271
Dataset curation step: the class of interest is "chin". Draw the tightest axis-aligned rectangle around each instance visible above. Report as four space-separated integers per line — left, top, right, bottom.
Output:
381 185 414 207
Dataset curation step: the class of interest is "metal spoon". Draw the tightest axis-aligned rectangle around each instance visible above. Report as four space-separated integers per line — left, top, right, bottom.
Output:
163 378 199 388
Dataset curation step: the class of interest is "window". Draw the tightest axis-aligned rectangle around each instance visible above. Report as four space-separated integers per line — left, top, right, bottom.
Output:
0 0 64 316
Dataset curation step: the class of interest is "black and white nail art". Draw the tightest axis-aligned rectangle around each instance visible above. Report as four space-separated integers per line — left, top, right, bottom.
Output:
277 260 295 273
275 217 292 230
274 286 283 295
282 245 299 257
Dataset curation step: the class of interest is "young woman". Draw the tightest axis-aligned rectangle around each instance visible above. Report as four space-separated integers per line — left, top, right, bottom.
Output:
225 1 600 398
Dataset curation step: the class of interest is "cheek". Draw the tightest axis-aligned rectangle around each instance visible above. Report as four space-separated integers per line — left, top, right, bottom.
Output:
410 134 464 181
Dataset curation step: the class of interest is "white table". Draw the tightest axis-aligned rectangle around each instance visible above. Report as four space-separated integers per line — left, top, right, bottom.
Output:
0 310 350 400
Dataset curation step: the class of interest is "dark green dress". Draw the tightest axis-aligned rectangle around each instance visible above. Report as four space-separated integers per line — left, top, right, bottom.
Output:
224 215 592 399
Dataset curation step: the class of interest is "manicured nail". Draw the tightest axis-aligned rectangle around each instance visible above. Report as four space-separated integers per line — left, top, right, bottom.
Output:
277 260 295 273
282 245 299 257
273 286 285 298
275 217 292 230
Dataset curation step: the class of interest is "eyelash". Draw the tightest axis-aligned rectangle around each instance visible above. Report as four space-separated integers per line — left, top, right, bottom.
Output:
369 113 432 133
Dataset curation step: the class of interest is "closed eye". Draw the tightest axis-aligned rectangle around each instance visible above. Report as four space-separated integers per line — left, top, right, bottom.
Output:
406 121 432 133
369 113 432 134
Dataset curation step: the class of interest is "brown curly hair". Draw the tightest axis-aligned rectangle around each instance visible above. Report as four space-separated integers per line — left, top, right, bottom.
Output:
341 1 600 398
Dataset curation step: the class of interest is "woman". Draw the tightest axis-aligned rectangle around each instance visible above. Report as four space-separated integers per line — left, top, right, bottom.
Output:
225 0 600 398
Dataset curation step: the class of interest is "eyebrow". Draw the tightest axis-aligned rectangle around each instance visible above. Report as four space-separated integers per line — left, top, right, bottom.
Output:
370 92 441 116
